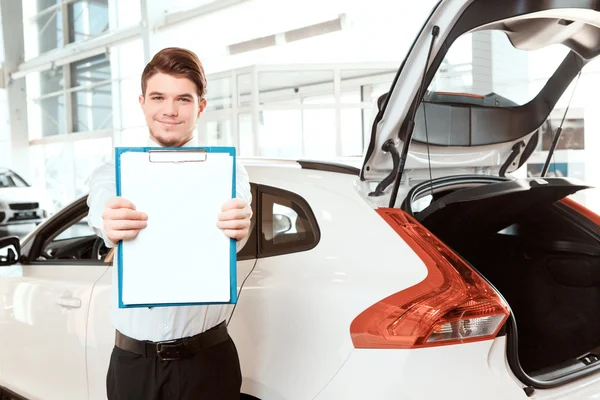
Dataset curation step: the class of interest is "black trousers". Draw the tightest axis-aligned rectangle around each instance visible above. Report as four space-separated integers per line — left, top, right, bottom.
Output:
106 335 242 400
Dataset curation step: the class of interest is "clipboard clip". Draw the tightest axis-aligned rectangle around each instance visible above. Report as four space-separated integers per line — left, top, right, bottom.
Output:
149 149 207 163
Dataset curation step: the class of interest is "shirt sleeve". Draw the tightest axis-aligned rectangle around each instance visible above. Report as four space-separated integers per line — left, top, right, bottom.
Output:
86 161 118 248
235 160 252 252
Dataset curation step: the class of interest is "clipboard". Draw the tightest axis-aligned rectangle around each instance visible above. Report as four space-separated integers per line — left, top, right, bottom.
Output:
115 146 237 308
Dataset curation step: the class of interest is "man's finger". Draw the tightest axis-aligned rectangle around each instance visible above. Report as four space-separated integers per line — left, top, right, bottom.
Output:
106 197 136 210
217 208 251 221
104 208 147 221
109 220 148 231
222 229 247 240
221 198 246 211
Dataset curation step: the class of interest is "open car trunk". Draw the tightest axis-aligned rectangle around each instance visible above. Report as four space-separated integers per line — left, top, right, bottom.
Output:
405 176 600 379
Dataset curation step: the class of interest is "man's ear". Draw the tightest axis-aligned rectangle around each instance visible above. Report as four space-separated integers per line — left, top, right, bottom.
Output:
139 94 145 107
197 98 207 117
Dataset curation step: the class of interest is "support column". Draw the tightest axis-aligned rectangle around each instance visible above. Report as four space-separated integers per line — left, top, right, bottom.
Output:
0 0 30 180
140 0 166 63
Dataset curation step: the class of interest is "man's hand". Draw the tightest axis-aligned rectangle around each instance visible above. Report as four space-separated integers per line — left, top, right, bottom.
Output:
102 197 148 244
217 199 251 241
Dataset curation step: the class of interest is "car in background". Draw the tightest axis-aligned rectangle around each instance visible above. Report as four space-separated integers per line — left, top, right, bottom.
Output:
0 168 54 227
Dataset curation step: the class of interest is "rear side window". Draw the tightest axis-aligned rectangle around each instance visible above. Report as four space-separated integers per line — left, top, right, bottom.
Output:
238 184 320 260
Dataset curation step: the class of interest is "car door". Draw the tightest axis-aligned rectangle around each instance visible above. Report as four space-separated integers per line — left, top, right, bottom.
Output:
0 199 110 400
228 184 324 398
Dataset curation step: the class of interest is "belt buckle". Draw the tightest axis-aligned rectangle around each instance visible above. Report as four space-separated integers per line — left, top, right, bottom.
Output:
156 339 181 361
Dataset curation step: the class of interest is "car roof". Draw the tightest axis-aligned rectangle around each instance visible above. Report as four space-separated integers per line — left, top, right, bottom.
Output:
239 158 360 176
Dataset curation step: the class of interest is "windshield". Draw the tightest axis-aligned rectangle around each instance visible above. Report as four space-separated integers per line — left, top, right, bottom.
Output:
425 29 570 107
0 171 29 188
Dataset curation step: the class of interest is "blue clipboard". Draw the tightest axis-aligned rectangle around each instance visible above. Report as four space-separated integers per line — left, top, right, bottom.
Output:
115 146 237 308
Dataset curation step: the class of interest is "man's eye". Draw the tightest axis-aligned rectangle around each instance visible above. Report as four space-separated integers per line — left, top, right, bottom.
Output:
152 96 163 101
179 98 190 102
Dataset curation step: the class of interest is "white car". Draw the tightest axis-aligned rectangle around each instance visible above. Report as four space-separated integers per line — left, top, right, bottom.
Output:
2 0 600 399
0 168 53 227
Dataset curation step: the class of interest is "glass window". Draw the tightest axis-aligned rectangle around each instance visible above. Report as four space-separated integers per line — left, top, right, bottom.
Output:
259 70 334 105
204 119 233 146
42 213 108 262
70 54 111 87
39 68 64 96
238 113 254 157
205 77 232 111
114 0 141 29
302 109 336 159
70 55 112 132
258 110 303 158
22 0 60 17
340 69 396 104
53 215 94 242
0 171 28 188
115 39 145 78
43 142 75 211
28 95 66 138
237 73 253 107
73 137 112 198
72 83 113 132
35 6 64 54
68 0 109 43
341 108 364 157
259 187 319 257
427 30 570 107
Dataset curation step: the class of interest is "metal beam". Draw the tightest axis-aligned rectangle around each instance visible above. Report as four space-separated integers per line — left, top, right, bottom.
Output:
10 24 142 79
139 0 151 64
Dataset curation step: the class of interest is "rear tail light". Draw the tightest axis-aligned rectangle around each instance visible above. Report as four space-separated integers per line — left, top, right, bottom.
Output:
350 209 510 349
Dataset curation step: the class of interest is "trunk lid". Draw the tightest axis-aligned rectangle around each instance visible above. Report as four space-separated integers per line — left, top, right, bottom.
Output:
359 0 600 206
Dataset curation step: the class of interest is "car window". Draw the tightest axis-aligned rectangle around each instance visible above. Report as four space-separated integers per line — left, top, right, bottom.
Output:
259 186 320 257
238 184 320 260
52 216 95 241
38 213 107 262
0 173 27 188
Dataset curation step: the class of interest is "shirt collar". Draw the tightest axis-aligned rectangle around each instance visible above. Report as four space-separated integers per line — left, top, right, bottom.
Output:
147 136 198 147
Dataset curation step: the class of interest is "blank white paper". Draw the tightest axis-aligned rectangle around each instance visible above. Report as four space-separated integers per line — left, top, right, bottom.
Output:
119 151 234 305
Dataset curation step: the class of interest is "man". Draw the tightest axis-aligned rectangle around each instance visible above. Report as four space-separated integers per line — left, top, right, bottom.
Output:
87 47 251 400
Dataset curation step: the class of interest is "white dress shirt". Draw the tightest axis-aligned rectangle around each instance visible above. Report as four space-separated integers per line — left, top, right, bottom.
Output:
87 136 251 341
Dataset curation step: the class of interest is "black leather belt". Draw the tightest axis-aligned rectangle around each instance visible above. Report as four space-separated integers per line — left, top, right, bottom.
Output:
115 321 229 361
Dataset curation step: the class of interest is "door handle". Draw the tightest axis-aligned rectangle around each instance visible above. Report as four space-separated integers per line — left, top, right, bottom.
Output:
56 296 82 309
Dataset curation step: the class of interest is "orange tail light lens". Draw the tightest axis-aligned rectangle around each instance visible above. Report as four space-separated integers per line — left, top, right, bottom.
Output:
350 209 510 349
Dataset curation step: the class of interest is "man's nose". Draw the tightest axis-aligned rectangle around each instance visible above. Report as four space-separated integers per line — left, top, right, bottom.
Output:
163 100 178 116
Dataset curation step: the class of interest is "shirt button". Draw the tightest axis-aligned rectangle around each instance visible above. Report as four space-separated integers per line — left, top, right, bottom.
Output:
164 324 168 330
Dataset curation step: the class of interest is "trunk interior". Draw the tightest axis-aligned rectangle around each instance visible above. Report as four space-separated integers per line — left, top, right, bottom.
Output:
411 177 600 377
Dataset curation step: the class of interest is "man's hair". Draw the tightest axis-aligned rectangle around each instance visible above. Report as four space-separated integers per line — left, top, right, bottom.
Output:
141 47 207 98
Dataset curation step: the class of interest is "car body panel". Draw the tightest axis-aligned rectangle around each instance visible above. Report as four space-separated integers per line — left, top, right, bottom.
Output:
229 164 429 399
316 338 527 399
0 262 108 400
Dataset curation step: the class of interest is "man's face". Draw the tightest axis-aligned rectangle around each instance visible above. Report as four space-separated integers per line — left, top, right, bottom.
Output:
139 72 207 147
